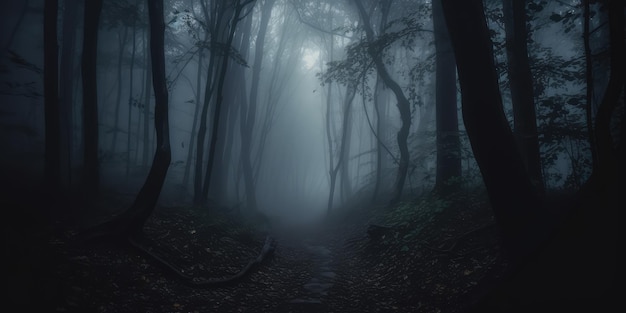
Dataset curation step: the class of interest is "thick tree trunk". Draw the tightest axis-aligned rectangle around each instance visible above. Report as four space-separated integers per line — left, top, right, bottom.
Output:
44 0 60 193
81 0 104 200
502 0 544 193
60 0 78 187
433 0 461 194
125 0 171 231
594 0 625 177
354 0 411 204
79 0 170 241
441 0 542 257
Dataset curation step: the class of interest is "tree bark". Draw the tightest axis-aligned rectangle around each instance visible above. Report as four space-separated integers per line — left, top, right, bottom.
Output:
328 83 357 212
433 0 461 194
582 0 599 172
111 27 129 154
79 0 171 241
44 0 60 193
81 0 104 200
594 0 625 177
502 0 544 193
126 11 137 179
60 0 78 187
239 0 275 211
203 1 255 205
142 27 152 171
372 0 392 201
440 0 542 257
353 0 411 204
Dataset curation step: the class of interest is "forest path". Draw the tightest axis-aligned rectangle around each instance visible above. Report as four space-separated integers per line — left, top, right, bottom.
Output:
266 208 375 312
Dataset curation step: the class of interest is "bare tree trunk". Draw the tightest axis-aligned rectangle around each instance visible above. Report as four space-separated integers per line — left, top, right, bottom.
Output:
142 26 152 171
80 0 171 241
81 0 104 200
340 99 353 203
239 0 275 211
372 0 392 201
594 0 624 176
328 83 357 213
181 45 203 192
60 0 78 187
354 0 411 204
111 27 129 154
433 0 461 194
441 0 542 257
502 0 544 193
582 0 598 173
44 0 60 194
126 11 137 179
202 0 255 205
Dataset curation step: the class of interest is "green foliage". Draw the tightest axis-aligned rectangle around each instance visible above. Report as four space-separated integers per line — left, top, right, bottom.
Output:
384 197 448 229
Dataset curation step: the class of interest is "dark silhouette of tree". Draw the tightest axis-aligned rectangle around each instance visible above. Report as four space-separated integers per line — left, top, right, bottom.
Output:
503 0 544 192
354 0 412 204
432 0 461 194
44 0 60 193
201 0 256 204
582 0 599 172
194 0 255 205
440 0 542 257
594 0 624 177
80 0 171 240
240 0 275 211
60 0 78 187
372 0 392 202
81 0 104 200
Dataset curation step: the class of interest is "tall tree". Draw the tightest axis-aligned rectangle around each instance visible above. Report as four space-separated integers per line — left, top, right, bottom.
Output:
110 26 129 153
582 0 598 172
126 3 138 179
502 0 544 192
372 0 392 201
60 0 78 187
328 82 357 213
80 0 171 240
354 0 412 204
441 0 542 257
81 0 104 200
240 0 275 211
432 0 461 194
594 0 625 177
44 0 60 193
201 0 256 204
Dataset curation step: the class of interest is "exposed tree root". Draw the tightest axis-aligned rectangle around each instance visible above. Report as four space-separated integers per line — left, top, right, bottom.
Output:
128 234 276 288
422 223 495 256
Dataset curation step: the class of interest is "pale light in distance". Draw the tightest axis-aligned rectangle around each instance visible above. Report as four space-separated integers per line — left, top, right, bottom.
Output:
302 47 319 70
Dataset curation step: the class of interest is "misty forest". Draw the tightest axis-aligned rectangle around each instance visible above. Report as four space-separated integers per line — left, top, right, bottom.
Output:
0 0 622 312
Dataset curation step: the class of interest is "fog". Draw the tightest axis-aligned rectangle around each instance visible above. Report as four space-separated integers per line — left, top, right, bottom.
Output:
1 0 618 311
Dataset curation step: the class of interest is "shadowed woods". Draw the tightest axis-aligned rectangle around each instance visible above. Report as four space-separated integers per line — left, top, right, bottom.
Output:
0 0 622 312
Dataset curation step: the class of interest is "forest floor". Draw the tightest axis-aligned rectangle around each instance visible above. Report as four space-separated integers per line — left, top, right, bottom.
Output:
5 188 513 313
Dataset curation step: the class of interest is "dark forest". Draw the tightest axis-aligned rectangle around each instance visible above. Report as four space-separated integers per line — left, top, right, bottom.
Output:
0 0 621 312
